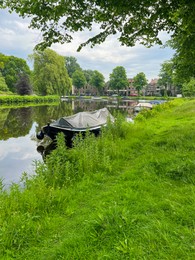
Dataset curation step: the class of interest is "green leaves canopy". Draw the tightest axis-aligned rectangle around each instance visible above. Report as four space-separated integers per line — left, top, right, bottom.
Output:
65 56 81 78
158 61 173 87
32 49 71 95
72 70 86 90
0 72 9 92
109 66 129 93
90 70 105 94
133 72 147 95
182 78 195 97
3 0 195 83
3 0 194 51
0 53 31 93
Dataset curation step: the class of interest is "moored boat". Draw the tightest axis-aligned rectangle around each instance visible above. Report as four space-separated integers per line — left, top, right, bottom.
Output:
36 107 114 147
133 102 153 113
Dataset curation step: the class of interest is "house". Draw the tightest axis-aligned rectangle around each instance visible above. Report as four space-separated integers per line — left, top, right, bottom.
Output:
145 78 160 96
127 78 138 96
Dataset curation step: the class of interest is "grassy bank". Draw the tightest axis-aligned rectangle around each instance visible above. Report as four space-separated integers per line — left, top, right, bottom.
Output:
0 99 195 259
0 95 60 104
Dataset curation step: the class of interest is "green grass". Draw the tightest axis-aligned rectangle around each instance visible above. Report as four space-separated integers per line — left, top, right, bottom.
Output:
0 98 195 259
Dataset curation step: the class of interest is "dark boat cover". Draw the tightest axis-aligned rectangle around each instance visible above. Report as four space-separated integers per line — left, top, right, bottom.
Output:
51 107 114 130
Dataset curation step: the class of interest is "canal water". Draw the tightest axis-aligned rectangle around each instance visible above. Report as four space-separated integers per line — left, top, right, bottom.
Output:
0 98 137 187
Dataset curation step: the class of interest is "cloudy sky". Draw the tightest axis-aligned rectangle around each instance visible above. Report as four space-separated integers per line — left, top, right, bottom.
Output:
0 8 175 82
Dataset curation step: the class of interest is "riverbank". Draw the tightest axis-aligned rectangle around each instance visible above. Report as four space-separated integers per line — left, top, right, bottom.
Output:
0 98 194 259
0 95 60 104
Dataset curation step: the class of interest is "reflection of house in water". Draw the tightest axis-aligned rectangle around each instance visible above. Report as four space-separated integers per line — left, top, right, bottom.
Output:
69 99 138 116
107 99 138 115
72 99 108 113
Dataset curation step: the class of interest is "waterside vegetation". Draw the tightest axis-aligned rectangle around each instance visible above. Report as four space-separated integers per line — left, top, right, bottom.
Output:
0 98 195 259
0 95 60 104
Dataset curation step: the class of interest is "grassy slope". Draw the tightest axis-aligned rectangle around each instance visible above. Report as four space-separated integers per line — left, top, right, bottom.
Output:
0 99 195 259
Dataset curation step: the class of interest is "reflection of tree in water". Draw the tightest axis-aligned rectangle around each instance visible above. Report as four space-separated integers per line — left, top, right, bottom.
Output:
33 101 72 133
0 99 135 141
2 107 33 140
0 108 10 140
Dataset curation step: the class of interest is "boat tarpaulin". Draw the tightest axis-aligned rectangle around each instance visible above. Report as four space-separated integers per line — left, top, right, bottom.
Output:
51 108 114 129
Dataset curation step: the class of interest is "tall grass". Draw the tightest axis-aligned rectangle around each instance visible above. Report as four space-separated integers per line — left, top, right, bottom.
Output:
0 98 195 259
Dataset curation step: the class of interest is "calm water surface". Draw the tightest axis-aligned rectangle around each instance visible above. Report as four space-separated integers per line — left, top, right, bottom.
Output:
0 98 137 187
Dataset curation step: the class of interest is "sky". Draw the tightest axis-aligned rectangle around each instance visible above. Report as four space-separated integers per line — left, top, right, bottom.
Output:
0 8 175 82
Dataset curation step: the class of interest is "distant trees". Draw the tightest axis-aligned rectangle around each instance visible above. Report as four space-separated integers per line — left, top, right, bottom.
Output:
158 61 174 96
15 73 32 95
90 70 105 95
83 70 94 85
65 56 81 78
72 70 86 94
109 66 129 94
133 72 147 96
182 78 195 97
0 53 31 93
3 0 195 98
32 49 71 95
0 72 9 92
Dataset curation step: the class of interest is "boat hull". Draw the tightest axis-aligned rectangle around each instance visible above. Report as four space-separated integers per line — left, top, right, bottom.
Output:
37 124 101 147
36 107 113 147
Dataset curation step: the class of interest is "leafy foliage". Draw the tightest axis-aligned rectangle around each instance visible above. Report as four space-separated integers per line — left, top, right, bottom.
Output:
0 54 31 93
133 72 147 95
32 49 71 95
109 66 129 93
65 56 81 78
72 69 86 91
0 72 9 92
15 73 32 95
83 69 95 87
3 0 195 89
2 0 192 50
182 78 195 97
158 61 175 96
167 2 195 83
90 70 105 94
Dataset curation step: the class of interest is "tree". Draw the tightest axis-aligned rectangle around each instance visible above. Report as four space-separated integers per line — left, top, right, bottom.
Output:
166 3 195 83
133 72 148 96
32 49 71 95
90 70 105 95
0 54 31 93
0 72 9 92
3 1 194 53
158 61 174 96
182 78 195 97
83 70 94 85
15 73 32 95
3 1 195 87
72 70 86 95
65 56 81 78
109 66 129 94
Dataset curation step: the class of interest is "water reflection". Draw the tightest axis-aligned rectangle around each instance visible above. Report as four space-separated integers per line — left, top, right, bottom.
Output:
0 98 137 186
0 123 41 187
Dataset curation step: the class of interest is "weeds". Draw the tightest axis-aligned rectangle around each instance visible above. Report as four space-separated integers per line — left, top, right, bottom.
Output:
0 98 195 259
